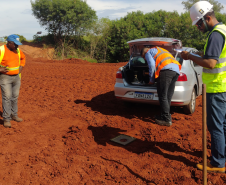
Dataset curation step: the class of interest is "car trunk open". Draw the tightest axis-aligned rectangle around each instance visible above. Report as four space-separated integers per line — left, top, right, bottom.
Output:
123 37 183 86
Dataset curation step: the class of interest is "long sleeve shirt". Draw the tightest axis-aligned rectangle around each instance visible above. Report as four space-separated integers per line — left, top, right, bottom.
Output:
145 48 180 83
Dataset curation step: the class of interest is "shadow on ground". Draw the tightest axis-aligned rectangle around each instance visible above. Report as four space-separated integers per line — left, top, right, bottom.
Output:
75 91 185 122
88 125 201 168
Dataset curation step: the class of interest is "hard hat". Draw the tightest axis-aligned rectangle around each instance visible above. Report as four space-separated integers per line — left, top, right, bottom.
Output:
189 1 213 25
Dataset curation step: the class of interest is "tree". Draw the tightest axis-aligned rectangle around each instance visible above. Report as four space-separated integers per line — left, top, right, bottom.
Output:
86 18 111 61
105 8 226 63
164 12 207 51
106 10 178 62
182 0 224 13
107 11 150 62
216 12 226 24
86 18 112 62
31 0 97 58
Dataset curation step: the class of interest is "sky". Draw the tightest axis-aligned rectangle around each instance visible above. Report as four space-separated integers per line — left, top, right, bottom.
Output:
0 0 226 40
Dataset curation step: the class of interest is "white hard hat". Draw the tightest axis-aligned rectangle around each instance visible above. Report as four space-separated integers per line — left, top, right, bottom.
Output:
190 1 213 25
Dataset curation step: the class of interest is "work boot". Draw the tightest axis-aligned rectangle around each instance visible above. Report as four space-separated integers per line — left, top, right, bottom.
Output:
155 114 172 126
11 116 23 122
155 117 172 126
155 115 163 120
4 121 11 128
197 162 225 173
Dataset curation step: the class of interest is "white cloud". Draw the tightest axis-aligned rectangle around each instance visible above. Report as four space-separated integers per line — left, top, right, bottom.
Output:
87 0 184 14
87 0 131 10
86 0 190 20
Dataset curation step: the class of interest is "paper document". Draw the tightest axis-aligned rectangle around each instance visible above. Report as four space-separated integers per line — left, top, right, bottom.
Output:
173 49 183 53
173 49 201 58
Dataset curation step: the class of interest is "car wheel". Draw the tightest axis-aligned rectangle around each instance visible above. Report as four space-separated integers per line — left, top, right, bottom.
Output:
183 88 196 114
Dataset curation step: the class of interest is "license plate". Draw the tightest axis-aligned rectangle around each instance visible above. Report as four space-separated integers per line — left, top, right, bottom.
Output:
134 92 154 100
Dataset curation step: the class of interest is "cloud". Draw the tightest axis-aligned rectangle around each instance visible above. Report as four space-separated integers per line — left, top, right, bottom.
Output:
87 0 134 11
87 0 185 19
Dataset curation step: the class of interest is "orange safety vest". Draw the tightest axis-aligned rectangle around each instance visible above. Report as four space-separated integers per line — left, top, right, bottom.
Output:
153 47 181 78
0 45 21 78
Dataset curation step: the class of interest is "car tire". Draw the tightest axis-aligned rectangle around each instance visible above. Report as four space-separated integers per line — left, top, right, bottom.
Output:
183 88 196 114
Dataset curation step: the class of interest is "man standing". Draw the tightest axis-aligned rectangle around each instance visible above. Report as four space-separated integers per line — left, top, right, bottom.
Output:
181 1 226 173
0 34 26 128
141 46 181 126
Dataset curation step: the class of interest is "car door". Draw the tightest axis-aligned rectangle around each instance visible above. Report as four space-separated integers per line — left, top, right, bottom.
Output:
191 59 203 96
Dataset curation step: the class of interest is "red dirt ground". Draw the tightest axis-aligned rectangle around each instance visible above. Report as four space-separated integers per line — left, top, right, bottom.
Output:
0 43 225 185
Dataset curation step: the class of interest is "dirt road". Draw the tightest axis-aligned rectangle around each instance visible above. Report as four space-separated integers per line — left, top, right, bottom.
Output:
0 43 224 184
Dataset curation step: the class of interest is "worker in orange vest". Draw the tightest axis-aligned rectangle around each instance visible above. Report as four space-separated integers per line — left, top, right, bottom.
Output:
0 34 26 128
141 46 181 126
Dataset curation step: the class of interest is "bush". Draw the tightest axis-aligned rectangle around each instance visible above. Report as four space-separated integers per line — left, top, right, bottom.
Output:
16 34 27 42
33 34 55 44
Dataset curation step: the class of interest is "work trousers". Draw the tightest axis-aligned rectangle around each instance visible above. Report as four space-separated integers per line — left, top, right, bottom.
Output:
157 70 179 122
206 92 226 168
0 74 21 121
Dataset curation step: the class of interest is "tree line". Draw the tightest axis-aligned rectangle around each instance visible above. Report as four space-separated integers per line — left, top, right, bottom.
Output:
31 0 226 63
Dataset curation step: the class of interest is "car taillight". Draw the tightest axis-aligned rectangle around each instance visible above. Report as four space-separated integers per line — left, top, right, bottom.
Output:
177 72 187 81
116 71 122 79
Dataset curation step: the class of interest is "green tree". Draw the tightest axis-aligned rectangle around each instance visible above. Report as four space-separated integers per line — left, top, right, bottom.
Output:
107 11 151 62
104 6 226 63
182 0 224 13
88 18 112 62
164 12 207 51
86 18 111 61
216 12 226 24
31 0 97 59
106 10 179 62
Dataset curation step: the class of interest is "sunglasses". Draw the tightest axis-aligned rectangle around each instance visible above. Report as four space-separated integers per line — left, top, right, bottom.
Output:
196 20 203 28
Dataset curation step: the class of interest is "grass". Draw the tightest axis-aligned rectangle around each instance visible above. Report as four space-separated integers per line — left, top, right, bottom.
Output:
84 58 98 63
66 48 98 63
66 55 98 63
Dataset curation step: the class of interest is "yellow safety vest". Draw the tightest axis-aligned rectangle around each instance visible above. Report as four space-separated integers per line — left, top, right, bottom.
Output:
202 24 226 93
0 45 21 78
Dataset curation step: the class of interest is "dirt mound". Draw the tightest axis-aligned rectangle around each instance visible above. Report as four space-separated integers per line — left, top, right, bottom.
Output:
0 44 223 184
20 44 54 60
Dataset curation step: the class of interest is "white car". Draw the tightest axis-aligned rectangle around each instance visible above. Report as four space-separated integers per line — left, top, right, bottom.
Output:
114 37 203 114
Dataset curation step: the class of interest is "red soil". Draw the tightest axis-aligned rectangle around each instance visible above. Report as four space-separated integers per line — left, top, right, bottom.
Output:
0 42 225 184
